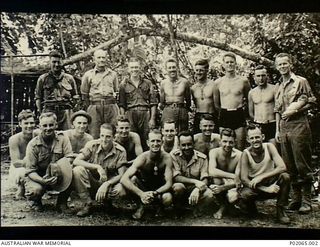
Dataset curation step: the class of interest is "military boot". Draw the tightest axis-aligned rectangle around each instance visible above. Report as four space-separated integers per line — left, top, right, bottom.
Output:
288 183 302 210
299 183 312 214
277 206 290 224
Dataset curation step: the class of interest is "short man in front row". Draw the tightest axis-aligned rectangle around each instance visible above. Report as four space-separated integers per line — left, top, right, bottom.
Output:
24 112 73 212
73 123 128 217
81 49 119 139
191 59 217 134
194 114 220 157
9 109 36 199
239 125 290 224
63 110 93 162
114 115 143 165
171 131 214 216
160 58 191 133
161 120 179 153
214 52 251 150
208 128 242 219
35 51 79 130
248 65 278 145
121 130 173 220
274 53 317 214
119 57 158 150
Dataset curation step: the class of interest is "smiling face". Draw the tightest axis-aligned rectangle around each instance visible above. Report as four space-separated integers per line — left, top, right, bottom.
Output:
247 127 265 150
200 119 215 137
223 55 236 73
20 116 36 135
40 116 57 139
100 127 114 150
50 56 62 74
195 64 208 81
72 116 89 135
275 56 292 76
117 121 130 139
166 61 178 79
147 132 163 153
220 134 235 153
179 135 194 158
162 122 177 142
254 68 268 87
128 61 141 78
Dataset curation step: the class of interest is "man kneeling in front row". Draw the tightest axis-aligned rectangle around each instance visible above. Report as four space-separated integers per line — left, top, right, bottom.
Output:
238 124 291 224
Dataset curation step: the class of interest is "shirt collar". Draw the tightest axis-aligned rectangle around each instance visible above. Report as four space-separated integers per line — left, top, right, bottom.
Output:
35 131 60 147
93 66 111 75
282 72 298 86
177 149 198 167
48 71 64 80
96 142 117 157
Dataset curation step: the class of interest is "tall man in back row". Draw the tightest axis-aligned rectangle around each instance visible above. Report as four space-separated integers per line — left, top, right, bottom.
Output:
81 49 119 139
214 52 251 150
160 58 191 133
35 51 79 130
191 59 217 134
119 57 158 150
274 53 317 214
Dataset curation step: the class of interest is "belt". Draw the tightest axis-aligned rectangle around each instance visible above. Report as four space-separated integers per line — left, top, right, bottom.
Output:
221 107 243 112
254 120 276 125
128 106 150 111
90 97 116 105
165 102 185 108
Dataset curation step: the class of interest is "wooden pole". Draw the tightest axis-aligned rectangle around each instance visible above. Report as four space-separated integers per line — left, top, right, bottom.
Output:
9 55 14 136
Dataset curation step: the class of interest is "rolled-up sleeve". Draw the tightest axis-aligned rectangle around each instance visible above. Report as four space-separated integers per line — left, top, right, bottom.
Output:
25 142 39 175
171 155 181 178
200 158 209 180
35 75 44 100
80 142 93 161
118 81 127 109
116 150 128 169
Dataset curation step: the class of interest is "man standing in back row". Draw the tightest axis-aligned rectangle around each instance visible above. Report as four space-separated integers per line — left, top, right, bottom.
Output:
274 53 317 214
214 52 251 150
81 49 119 139
160 58 191 133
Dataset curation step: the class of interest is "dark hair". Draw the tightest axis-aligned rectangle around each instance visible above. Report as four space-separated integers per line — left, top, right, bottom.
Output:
100 123 116 136
165 58 177 67
128 57 141 64
178 130 194 143
275 53 293 64
117 115 130 124
255 65 267 71
162 120 176 128
18 109 35 122
195 59 209 70
220 128 236 139
222 52 236 62
200 114 215 122
246 123 262 135
49 51 63 59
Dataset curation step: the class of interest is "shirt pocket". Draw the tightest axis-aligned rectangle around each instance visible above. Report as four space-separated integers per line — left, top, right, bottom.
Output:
52 146 64 162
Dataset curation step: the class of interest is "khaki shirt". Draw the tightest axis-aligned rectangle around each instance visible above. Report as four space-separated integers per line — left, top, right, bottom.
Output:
25 132 73 176
35 71 78 102
171 149 209 180
80 140 127 178
274 72 316 114
81 67 118 100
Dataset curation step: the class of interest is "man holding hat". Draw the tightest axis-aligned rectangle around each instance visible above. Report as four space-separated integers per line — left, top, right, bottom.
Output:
24 112 74 213
63 110 93 162
35 51 79 130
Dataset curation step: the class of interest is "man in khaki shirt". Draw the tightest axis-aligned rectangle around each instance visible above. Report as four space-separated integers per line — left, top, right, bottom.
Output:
81 49 119 138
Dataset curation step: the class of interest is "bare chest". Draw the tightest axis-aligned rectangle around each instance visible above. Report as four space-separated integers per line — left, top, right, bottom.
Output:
251 89 274 104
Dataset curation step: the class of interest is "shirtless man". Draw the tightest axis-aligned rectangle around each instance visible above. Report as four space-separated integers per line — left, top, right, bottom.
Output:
191 59 217 134
115 115 143 165
248 65 278 144
161 120 179 153
238 125 290 224
160 58 191 133
194 114 220 157
8 109 36 199
120 129 173 219
63 110 93 162
213 52 251 150
208 128 242 219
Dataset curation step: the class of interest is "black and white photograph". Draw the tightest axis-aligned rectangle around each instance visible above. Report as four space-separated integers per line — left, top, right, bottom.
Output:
1 8 320 238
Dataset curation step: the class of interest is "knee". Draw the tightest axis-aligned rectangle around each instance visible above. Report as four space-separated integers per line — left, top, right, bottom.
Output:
227 188 239 204
162 192 173 206
172 183 185 195
25 182 44 200
279 172 290 182
212 178 223 185
203 188 214 200
73 166 87 179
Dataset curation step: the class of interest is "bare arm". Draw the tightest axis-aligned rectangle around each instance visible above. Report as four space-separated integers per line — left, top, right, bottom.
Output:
154 155 173 194
133 133 143 157
213 80 221 111
184 81 192 110
240 151 251 188
80 73 90 108
208 150 236 179
159 81 165 110
9 135 25 168
248 90 254 120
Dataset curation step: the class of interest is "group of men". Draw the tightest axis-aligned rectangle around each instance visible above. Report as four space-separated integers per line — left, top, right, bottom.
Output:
7 49 317 225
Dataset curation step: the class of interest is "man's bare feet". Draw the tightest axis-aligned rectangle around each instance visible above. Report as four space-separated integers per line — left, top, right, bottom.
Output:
213 205 225 219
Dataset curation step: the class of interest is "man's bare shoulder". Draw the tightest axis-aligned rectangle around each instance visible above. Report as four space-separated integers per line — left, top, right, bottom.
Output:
8 132 23 145
193 133 202 141
209 146 222 156
211 133 220 141
129 132 141 143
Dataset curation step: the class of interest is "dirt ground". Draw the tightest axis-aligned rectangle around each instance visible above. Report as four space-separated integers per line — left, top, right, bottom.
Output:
1 160 320 229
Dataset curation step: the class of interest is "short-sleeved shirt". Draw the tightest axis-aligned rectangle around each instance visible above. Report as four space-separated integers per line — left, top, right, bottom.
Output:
118 77 158 110
171 149 209 181
81 67 118 100
274 72 316 114
25 132 73 177
80 140 127 178
62 130 93 153
35 71 78 102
